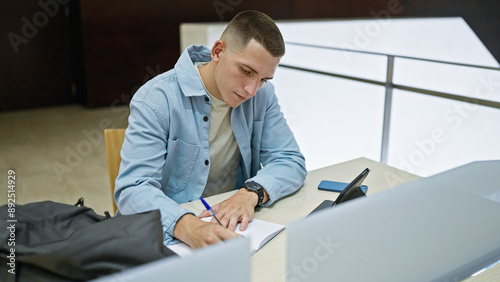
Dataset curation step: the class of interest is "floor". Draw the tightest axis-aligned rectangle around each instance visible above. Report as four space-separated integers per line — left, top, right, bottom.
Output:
0 104 130 215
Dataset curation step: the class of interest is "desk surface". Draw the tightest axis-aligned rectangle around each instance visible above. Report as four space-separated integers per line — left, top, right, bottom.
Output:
181 157 499 282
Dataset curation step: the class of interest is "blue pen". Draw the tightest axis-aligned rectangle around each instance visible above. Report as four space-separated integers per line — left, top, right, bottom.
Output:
200 197 223 226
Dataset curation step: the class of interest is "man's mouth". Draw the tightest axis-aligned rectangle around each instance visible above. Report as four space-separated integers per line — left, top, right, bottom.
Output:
235 92 247 101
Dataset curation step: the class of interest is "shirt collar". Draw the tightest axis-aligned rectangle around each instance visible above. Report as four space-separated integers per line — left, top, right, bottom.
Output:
175 45 212 98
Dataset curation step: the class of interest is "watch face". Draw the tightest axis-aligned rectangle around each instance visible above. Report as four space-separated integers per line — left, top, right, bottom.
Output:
246 182 261 191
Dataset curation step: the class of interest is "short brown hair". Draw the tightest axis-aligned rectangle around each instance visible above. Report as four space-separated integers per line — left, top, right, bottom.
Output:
221 10 285 57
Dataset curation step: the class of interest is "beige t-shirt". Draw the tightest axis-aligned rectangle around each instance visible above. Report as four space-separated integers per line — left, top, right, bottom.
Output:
196 62 241 197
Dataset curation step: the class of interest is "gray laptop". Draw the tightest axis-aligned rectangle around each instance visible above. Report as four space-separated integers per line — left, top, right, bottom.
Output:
93 237 250 282
287 160 500 281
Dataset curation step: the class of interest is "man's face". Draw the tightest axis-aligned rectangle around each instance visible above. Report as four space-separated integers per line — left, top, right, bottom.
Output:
213 39 281 108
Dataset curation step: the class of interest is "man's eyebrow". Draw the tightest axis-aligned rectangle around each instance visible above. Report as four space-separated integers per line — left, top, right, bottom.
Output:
242 64 274 80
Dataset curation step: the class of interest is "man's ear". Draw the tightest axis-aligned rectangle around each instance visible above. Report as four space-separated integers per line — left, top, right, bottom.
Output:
211 40 226 63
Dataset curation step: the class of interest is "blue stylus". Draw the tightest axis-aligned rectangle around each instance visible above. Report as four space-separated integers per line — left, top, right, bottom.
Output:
200 197 223 226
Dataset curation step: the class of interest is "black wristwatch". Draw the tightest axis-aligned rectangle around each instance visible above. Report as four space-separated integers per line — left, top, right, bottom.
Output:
243 181 265 207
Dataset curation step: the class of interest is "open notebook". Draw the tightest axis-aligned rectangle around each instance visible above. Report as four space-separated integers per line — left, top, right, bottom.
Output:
168 217 285 257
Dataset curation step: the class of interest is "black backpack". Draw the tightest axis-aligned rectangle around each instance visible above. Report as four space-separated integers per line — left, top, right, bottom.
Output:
0 199 176 281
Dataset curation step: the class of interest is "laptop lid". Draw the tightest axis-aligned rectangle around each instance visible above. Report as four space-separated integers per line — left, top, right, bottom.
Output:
93 237 250 282
287 161 500 281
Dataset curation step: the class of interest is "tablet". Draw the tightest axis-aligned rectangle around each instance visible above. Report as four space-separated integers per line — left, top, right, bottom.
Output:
334 168 370 205
308 168 370 216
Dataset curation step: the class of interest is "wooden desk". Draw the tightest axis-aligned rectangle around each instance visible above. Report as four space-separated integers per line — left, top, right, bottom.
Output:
182 157 500 282
181 157 421 281
465 263 500 282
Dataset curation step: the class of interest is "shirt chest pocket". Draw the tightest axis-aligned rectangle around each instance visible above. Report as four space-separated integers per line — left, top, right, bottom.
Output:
164 138 200 194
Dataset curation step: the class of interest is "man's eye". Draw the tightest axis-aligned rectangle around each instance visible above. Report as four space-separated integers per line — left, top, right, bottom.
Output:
242 68 251 74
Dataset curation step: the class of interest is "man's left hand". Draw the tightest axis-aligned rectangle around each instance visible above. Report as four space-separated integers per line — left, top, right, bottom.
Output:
198 188 266 231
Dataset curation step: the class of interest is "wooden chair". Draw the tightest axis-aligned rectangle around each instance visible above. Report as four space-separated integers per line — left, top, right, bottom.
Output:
104 129 126 214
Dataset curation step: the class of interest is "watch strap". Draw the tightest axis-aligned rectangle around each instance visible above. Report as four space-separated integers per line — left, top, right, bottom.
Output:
243 181 265 206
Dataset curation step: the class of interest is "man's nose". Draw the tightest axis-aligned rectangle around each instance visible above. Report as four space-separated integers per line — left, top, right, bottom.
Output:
244 78 261 97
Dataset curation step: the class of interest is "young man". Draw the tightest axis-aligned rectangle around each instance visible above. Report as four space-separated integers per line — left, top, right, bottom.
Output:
115 10 307 249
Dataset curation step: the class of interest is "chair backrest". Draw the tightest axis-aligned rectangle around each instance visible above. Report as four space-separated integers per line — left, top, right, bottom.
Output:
104 129 126 214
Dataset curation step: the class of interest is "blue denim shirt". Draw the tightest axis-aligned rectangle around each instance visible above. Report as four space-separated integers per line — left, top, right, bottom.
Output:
115 45 307 245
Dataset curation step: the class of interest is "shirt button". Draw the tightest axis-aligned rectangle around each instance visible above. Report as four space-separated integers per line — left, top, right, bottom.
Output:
203 116 209 122
204 160 209 166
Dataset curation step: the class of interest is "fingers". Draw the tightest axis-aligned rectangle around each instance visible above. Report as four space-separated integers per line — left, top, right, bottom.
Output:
212 207 249 230
191 222 240 249
214 211 252 232
175 214 242 249
199 190 256 234
198 203 220 219
202 225 230 244
198 209 211 218
204 223 241 244
238 214 251 231
227 214 240 231
208 192 256 230
211 204 220 213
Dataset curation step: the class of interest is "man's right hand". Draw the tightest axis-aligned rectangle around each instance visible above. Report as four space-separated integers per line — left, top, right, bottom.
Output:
173 213 241 249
